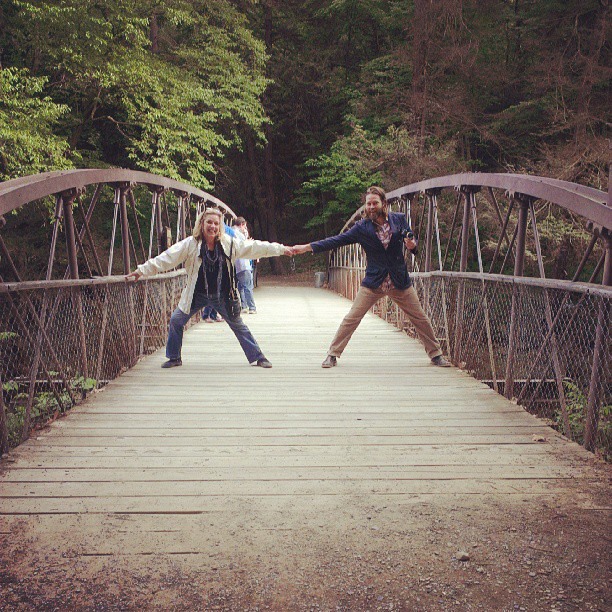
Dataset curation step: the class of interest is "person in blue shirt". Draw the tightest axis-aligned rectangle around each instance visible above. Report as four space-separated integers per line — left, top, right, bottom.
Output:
201 305 223 322
233 217 257 313
292 186 451 369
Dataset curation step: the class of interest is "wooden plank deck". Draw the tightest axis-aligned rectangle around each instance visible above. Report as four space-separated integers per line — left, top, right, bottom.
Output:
1 285 609 609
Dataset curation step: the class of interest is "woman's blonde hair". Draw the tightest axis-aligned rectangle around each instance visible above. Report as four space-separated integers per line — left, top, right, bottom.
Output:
193 208 225 242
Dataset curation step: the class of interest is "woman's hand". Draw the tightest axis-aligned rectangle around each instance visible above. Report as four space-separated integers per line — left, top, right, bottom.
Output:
291 244 312 255
125 270 142 282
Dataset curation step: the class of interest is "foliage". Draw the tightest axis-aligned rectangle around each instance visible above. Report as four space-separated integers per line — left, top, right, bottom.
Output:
250 0 609 237
558 381 611 460
0 0 607 247
70 376 97 393
292 122 383 230
1 0 269 187
0 67 73 180
2 374 96 447
2 380 18 393
292 119 461 232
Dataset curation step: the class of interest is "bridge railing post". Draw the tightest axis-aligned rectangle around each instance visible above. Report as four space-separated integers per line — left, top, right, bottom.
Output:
118 183 138 366
453 187 474 364
0 259 8 452
0 370 7 455
60 191 90 386
504 194 531 400
584 230 611 451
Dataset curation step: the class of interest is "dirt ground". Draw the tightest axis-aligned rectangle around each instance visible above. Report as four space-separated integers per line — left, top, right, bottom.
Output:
1 469 610 612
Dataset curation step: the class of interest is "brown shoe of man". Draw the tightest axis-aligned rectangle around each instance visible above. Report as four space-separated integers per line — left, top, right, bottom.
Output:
322 355 337 368
431 355 451 367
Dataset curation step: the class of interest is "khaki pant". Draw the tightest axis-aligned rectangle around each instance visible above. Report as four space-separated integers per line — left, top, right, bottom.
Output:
328 285 442 359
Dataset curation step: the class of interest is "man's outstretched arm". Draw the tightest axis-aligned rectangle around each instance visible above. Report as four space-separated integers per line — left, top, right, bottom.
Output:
292 225 360 256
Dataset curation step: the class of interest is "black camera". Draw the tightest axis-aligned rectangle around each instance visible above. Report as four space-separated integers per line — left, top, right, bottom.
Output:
400 229 414 240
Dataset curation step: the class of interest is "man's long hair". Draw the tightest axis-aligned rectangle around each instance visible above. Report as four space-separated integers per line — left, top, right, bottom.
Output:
362 185 388 218
193 208 226 242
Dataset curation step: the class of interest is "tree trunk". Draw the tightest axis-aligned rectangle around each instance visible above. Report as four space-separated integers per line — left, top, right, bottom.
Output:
574 3 608 144
411 0 431 152
150 13 159 53
245 135 285 275
256 2 286 274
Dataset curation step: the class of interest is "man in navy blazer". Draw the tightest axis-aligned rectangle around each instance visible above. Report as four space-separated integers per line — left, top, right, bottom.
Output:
292 186 451 368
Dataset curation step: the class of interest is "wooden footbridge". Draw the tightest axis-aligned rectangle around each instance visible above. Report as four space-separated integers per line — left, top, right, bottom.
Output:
0 170 610 609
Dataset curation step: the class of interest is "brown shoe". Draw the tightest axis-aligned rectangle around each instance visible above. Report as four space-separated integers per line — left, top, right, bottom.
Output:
431 355 451 367
322 355 337 368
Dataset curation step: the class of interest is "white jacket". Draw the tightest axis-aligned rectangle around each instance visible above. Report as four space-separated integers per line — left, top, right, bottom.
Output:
136 234 285 313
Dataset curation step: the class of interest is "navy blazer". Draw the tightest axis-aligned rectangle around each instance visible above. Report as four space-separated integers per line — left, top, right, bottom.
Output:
311 212 413 290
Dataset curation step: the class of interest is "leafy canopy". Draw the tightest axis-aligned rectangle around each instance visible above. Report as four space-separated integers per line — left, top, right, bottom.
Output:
0 68 73 181
3 0 270 188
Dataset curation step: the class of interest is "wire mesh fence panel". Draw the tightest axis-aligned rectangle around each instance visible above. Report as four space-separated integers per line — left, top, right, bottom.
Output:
0 273 190 450
329 265 611 458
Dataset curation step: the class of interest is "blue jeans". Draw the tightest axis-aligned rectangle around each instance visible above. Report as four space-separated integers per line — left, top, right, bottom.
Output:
201 306 219 320
166 293 264 363
237 269 256 311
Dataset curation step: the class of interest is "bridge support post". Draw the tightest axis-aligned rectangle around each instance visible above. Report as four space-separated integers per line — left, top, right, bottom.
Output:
584 231 611 451
423 193 434 313
119 184 132 275
528 202 572 437
0 218 6 452
0 370 8 455
154 189 165 255
152 188 169 341
504 195 531 399
175 191 188 241
62 190 90 379
118 184 138 366
453 187 473 363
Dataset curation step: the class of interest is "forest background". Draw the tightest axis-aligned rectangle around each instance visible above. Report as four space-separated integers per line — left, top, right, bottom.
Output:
0 0 609 278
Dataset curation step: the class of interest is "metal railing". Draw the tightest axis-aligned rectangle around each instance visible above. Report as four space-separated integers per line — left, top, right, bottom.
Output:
1 169 238 452
1 170 609 457
329 267 610 454
0 272 188 450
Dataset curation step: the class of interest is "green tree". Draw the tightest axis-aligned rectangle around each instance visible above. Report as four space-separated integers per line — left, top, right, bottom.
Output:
3 0 269 188
0 67 73 180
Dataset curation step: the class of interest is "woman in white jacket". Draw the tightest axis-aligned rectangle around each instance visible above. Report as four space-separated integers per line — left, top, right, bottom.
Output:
126 208 292 368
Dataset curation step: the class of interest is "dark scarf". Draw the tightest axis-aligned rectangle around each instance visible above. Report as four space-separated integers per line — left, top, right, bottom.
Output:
200 241 224 299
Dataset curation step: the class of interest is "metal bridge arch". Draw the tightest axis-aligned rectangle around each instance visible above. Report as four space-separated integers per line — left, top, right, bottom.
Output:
0 169 238 282
0 170 610 457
